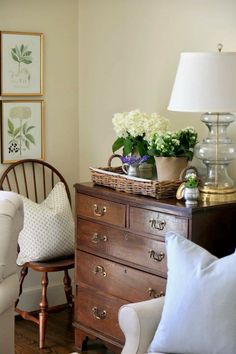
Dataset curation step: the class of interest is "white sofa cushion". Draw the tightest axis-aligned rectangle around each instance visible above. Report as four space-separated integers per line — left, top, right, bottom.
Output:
148 231 236 354
17 182 74 265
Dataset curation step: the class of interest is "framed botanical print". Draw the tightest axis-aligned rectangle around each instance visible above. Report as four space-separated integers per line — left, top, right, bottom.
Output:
1 100 45 163
1 31 43 96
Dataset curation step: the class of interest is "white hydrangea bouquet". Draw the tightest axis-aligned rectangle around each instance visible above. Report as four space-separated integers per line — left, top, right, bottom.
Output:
112 109 169 157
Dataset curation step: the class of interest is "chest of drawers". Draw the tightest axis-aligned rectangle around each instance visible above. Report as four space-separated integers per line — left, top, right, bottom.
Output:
73 182 236 353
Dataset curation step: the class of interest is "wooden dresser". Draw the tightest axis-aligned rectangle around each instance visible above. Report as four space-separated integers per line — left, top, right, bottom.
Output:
73 182 236 353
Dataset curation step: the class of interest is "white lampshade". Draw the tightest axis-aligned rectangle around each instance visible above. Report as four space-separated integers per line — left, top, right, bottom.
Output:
168 52 236 113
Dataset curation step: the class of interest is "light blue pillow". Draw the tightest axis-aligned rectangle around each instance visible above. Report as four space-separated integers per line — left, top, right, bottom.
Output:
148 231 236 354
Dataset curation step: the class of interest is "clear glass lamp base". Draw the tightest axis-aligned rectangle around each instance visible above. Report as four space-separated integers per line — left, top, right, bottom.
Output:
194 112 236 202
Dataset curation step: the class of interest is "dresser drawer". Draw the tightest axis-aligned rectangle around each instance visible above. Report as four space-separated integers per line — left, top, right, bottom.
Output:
76 193 126 227
75 283 126 342
130 206 188 237
76 251 166 302
77 219 167 276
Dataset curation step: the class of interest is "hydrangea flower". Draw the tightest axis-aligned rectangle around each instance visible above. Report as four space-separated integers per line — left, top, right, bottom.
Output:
112 109 169 157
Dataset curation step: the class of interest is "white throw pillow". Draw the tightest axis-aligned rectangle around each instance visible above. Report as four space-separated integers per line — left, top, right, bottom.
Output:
148 231 236 354
17 182 74 265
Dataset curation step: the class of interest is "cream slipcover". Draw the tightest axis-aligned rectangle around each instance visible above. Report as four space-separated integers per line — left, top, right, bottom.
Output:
0 191 23 354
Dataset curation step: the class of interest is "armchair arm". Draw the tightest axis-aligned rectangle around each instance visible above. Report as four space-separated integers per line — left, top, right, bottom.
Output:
0 192 24 281
118 296 165 354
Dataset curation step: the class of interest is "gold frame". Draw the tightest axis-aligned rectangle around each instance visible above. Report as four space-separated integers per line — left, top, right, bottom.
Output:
0 31 43 96
0 100 45 163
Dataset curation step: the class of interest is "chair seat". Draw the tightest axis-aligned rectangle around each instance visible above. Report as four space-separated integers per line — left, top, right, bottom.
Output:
27 256 74 272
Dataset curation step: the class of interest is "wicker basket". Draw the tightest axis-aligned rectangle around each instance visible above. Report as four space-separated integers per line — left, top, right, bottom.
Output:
90 165 182 199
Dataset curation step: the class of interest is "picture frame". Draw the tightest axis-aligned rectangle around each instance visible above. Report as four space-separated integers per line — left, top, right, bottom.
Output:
1 100 45 163
1 31 43 96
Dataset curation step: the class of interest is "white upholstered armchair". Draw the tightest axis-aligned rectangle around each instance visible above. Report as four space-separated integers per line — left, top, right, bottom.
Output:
0 191 23 354
119 232 236 354
119 297 165 354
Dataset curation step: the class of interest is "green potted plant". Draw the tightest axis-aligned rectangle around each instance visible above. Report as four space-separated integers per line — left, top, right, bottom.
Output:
184 173 199 188
183 172 200 206
148 127 198 181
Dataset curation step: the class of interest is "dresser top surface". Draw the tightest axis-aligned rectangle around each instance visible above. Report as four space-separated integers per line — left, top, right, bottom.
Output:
75 182 236 216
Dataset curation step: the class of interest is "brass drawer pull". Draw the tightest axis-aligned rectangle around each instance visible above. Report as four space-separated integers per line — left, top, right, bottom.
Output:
148 249 165 262
147 287 164 298
93 265 107 277
91 233 108 243
92 306 107 320
149 218 166 230
93 204 107 217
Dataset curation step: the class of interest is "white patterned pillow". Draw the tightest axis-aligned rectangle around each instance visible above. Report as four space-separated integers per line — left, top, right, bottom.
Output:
17 182 74 266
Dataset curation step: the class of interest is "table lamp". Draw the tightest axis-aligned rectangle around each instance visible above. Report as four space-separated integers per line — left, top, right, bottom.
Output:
168 45 236 202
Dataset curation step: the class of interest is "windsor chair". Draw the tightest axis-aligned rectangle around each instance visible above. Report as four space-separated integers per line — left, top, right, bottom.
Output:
0 159 74 349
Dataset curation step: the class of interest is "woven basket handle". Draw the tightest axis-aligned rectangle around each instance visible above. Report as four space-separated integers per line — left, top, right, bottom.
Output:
108 154 123 167
179 165 200 181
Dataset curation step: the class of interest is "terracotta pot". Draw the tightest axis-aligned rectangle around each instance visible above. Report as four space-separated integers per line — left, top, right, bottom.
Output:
154 156 188 181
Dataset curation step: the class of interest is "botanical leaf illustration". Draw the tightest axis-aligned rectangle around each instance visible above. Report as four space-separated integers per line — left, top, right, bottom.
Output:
25 133 35 144
11 44 33 75
8 119 14 134
7 118 35 155
22 122 27 135
25 140 30 150
13 127 21 138
26 125 34 132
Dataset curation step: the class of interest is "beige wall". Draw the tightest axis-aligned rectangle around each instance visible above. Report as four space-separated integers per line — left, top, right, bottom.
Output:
78 0 236 181
0 0 79 196
0 0 78 309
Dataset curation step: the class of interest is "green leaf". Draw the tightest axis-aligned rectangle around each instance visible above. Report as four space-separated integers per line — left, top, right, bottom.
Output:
184 151 193 161
25 140 30 150
22 58 32 64
8 119 14 133
15 45 21 58
22 122 27 135
123 138 133 155
13 127 21 138
136 140 148 157
112 137 124 153
26 125 35 132
11 51 19 62
20 44 24 54
25 133 35 144
23 51 32 57
21 45 28 55
147 147 156 157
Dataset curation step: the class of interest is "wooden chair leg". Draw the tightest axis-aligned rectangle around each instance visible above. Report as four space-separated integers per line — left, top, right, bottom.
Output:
63 269 73 307
15 266 28 308
39 272 49 349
